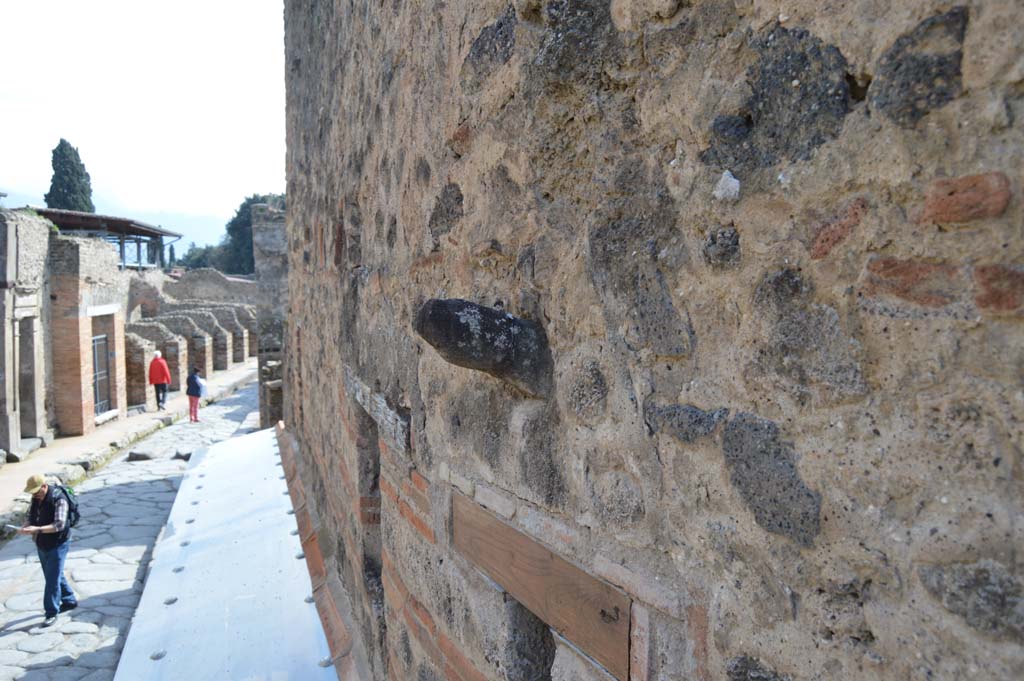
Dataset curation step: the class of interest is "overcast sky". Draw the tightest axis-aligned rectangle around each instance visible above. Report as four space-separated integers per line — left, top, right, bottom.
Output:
0 0 285 249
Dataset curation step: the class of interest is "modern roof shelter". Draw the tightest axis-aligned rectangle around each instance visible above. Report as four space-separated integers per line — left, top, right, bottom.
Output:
34 207 182 270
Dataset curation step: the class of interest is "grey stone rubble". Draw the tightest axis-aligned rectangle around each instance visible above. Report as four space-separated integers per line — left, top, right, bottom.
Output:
0 383 258 681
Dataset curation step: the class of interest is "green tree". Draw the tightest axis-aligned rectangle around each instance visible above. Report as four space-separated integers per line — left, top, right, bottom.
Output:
179 242 216 269
217 193 284 274
168 244 177 267
44 139 95 212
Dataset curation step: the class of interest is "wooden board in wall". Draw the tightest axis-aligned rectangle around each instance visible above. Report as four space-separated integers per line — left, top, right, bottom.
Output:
451 493 630 680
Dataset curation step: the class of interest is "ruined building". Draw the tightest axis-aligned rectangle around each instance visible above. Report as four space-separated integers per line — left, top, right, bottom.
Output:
0 207 275 462
279 2 1023 680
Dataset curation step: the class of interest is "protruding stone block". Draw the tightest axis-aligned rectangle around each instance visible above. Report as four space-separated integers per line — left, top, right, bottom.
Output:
414 299 553 399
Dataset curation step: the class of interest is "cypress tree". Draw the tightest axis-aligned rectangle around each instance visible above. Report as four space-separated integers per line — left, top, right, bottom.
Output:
44 139 95 212
168 244 177 266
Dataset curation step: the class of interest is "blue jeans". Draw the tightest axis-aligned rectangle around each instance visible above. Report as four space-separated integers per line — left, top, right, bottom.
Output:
37 541 76 617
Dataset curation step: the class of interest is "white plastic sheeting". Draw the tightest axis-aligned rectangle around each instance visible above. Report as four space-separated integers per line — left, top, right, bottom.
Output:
114 428 335 681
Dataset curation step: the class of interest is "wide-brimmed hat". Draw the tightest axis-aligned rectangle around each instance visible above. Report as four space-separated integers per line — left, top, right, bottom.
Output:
24 474 46 494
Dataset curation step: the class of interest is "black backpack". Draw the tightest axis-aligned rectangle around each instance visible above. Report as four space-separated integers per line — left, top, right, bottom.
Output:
55 485 81 529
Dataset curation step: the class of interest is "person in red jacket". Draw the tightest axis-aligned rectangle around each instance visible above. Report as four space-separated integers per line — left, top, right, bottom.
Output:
148 350 172 410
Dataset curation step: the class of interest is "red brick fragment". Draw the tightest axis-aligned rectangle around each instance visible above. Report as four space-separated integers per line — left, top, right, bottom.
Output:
404 607 444 667
314 585 352 659
863 257 961 308
974 264 1024 313
439 632 490 681
402 479 432 516
917 172 1012 224
379 476 400 505
399 499 437 544
448 123 475 157
810 197 869 259
409 597 438 636
411 469 431 493
294 503 314 541
302 533 327 590
687 604 710 681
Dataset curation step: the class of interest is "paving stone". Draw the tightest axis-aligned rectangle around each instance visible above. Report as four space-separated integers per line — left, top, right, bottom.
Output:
0 666 24 681
4 594 41 612
0 563 38 581
21 648 75 668
67 606 104 622
97 635 124 654
0 610 42 628
63 633 101 652
79 668 116 681
16 632 63 654
100 546 147 564
72 581 139 599
96 619 130 640
0 633 27 650
34 668 92 681
70 535 114 551
58 621 99 634
107 527 158 543
108 594 139 608
0 649 27 665
71 566 139 583
73 649 121 668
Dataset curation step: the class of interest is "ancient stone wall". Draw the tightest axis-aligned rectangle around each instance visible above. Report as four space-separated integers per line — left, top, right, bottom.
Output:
283 2 1023 680
253 204 288 427
0 210 53 454
127 321 189 392
48 236 129 435
163 267 258 305
125 332 157 411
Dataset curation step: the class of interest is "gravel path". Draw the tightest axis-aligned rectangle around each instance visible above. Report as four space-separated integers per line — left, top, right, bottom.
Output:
0 383 259 681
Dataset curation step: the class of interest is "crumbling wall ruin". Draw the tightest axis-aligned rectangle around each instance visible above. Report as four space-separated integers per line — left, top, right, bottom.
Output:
282 2 1023 680
252 204 288 427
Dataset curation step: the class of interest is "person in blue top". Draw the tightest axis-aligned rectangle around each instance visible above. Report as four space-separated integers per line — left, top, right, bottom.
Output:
186 367 203 422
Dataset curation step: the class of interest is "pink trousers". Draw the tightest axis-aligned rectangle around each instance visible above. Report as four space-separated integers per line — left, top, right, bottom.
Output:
188 396 200 422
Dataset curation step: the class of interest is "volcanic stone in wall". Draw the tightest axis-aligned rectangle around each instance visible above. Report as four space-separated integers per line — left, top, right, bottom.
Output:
701 25 852 176
751 268 866 404
461 5 517 92
531 0 619 84
414 299 553 398
721 413 821 547
703 227 741 269
727 656 790 681
567 360 609 424
644 402 729 443
428 183 464 250
872 7 968 128
918 559 1024 640
589 214 693 358
518 404 567 507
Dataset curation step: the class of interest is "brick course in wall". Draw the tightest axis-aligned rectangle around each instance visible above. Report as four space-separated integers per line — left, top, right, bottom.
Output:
124 333 156 411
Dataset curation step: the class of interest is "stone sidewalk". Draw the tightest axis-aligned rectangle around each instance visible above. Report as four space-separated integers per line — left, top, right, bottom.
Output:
0 383 260 681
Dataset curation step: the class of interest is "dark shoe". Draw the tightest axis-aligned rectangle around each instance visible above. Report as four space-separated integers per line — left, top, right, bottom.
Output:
41 615 57 627
60 601 78 613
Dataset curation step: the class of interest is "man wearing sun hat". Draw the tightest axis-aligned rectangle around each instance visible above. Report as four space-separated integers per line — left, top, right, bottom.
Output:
18 474 78 627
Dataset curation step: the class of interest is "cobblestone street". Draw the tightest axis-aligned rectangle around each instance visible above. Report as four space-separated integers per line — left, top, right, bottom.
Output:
0 382 259 681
